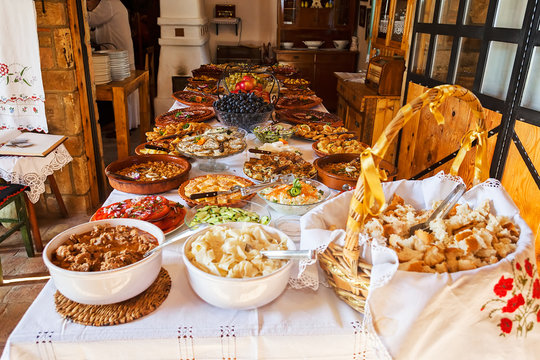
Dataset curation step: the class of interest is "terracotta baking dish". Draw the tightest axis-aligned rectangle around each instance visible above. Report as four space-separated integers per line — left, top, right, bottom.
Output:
105 154 191 194
314 153 396 190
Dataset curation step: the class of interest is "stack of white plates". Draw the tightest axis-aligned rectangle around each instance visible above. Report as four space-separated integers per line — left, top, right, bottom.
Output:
95 50 131 81
92 53 111 85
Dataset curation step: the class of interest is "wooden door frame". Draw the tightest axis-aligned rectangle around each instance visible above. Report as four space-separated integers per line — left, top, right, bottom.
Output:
67 0 107 206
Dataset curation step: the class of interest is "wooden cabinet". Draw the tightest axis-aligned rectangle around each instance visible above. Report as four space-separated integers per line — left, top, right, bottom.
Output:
336 74 400 164
276 50 357 112
276 0 358 111
370 0 416 57
279 0 356 33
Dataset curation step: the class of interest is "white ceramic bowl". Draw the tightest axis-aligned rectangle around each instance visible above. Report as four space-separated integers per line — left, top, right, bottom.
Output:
182 222 295 309
333 40 349 49
258 178 331 216
281 42 294 49
303 40 324 49
43 219 165 305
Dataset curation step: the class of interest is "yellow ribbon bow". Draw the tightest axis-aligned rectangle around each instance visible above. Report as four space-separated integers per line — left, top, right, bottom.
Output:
358 148 388 220
451 128 489 184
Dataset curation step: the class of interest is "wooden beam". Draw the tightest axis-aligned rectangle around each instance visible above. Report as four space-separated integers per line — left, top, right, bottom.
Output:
66 0 103 209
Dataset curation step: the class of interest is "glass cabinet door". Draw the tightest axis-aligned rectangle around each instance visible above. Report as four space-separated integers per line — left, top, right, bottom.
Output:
334 0 351 27
282 0 298 25
391 0 408 43
378 0 391 40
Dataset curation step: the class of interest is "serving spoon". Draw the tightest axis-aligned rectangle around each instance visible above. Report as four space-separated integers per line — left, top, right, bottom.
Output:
144 226 315 261
260 249 315 260
143 226 203 258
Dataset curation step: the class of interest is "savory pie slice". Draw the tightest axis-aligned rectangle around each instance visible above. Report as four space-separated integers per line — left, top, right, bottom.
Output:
178 174 255 207
243 151 317 182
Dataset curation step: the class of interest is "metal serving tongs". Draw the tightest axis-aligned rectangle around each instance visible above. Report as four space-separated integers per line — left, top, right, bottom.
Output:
189 174 295 200
407 183 466 237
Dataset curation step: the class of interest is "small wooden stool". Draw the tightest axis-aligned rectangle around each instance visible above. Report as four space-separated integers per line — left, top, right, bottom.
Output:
0 184 42 256
0 184 43 285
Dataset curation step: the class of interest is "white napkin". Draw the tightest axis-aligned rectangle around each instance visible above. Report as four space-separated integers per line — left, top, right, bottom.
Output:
300 172 540 359
0 0 48 132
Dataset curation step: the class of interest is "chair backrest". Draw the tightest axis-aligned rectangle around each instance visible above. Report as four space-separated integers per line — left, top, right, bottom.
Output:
144 45 156 117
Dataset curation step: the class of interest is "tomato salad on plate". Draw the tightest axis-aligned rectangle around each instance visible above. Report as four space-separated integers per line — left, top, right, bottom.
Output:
92 195 186 234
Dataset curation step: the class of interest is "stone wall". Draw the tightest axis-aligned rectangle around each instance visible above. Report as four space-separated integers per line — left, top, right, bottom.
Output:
35 0 93 215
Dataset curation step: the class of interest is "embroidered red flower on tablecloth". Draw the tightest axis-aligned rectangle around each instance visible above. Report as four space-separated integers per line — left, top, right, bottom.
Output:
533 279 540 299
502 294 525 313
525 259 533 277
500 318 512 334
0 63 8 77
482 258 540 337
494 276 513 297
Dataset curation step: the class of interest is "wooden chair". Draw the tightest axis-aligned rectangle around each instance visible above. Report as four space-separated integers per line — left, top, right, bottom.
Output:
144 45 156 118
0 184 42 285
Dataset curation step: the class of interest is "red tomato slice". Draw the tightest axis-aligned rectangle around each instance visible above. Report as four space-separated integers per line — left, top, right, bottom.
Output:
153 205 185 232
93 199 133 220
146 204 171 221
92 197 184 228
126 196 168 220
93 208 107 220
158 213 183 233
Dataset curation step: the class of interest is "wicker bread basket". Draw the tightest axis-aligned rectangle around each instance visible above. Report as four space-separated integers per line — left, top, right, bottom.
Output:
319 85 490 313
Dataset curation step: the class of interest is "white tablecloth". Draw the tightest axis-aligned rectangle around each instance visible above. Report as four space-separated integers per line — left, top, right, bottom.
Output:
1 104 389 359
2 248 369 360
0 144 72 203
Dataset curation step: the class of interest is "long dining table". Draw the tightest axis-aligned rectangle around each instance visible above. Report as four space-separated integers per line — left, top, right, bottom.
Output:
0 101 381 360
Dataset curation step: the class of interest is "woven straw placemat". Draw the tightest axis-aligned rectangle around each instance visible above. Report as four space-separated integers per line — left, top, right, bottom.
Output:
54 268 171 326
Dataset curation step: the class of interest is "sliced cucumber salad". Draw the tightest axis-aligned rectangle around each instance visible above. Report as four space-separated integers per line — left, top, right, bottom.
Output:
188 205 270 227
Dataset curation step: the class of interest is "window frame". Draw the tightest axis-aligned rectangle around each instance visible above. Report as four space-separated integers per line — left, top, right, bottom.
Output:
404 0 540 187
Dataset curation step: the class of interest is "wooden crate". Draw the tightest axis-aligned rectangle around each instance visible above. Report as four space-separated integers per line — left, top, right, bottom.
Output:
336 77 399 164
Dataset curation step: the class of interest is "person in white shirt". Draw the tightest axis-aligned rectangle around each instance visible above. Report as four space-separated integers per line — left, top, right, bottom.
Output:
87 0 140 130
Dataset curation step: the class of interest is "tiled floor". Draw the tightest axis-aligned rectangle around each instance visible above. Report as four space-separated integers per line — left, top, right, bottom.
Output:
0 123 142 354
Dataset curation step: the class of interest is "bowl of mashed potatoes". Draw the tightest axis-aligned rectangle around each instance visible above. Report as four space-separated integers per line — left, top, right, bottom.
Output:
182 222 295 309
43 218 165 305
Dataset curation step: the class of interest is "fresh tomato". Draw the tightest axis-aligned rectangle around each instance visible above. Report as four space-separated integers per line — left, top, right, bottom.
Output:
92 199 133 220
146 204 171 221
153 205 185 233
242 75 257 90
92 196 181 223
